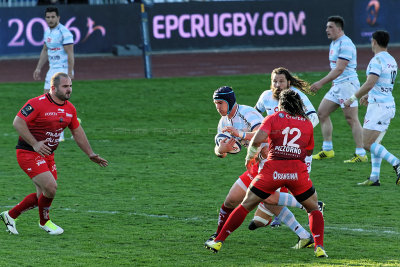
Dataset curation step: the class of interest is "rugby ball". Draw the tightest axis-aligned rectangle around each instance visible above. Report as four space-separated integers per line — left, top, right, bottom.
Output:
215 133 242 154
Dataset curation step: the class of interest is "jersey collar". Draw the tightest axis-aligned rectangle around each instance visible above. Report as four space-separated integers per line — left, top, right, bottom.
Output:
46 93 66 106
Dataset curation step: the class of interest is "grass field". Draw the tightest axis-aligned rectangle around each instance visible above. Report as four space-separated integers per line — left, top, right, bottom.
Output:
1 72 400 267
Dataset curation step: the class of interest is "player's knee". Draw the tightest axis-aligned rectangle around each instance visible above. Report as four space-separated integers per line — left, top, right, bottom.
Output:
43 183 57 198
345 115 359 126
224 198 240 209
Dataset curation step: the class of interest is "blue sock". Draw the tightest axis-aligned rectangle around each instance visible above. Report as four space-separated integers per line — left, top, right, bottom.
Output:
370 143 400 166
278 193 303 209
355 147 366 156
370 153 382 181
322 141 333 151
278 207 310 239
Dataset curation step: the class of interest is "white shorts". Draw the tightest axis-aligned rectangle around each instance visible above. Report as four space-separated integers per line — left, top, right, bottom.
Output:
363 102 395 132
45 68 69 90
324 80 360 108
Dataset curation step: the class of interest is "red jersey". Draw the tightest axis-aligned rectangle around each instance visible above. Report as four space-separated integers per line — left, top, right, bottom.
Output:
259 111 314 161
16 93 80 152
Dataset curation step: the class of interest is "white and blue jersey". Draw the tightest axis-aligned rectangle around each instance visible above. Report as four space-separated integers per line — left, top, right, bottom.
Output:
329 35 358 84
255 87 317 118
366 51 398 104
44 23 74 69
217 104 263 147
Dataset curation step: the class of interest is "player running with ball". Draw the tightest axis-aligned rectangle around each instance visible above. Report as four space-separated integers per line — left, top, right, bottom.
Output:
205 89 328 258
206 86 314 250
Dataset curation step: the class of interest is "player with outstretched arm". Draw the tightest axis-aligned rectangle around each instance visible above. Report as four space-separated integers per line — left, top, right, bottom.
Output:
0 72 107 235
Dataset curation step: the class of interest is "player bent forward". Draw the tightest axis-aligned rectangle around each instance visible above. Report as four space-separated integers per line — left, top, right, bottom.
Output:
205 90 328 258
208 86 314 250
1 72 107 235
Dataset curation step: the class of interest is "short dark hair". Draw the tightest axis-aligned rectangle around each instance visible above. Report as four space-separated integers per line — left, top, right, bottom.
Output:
328 16 344 30
45 7 59 17
51 72 69 88
372 30 390 48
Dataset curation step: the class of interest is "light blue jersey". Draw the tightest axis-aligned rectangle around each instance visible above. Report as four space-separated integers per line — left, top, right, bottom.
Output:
367 51 398 103
44 23 74 69
329 35 358 84
255 87 316 117
217 104 263 147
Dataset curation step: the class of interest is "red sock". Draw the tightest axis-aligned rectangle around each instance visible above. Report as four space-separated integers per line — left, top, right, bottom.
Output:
215 204 249 242
8 193 38 219
308 209 324 247
216 203 234 235
38 194 54 226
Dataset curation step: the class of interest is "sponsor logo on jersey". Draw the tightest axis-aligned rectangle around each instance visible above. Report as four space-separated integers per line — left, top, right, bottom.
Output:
273 171 298 180
58 108 65 113
66 113 73 117
39 96 46 100
275 145 301 154
21 104 34 117
45 112 58 116
36 159 46 166
285 114 306 121
49 55 61 61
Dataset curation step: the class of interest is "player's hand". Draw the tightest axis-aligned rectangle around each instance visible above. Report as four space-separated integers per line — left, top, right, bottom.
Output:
343 99 353 107
33 69 41 80
359 95 368 106
310 81 323 93
218 137 236 154
89 153 108 167
245 158 257 171
222 126 238 137
33 140 52 156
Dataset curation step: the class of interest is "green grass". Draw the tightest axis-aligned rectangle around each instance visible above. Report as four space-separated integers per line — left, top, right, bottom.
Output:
1 72 400 266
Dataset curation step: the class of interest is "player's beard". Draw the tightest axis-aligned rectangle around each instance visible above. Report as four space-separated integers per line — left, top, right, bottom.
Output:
272 87 283 99
55 90 71 101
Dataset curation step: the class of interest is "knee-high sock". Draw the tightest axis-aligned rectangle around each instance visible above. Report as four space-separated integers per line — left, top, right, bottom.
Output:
8 193 38 219
308 210 324 247
38 194 54 226
215 205 249 242
216 203 234 235
278 193 303 209
278 207 310 239
370 153 382 180
370 143 400 166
